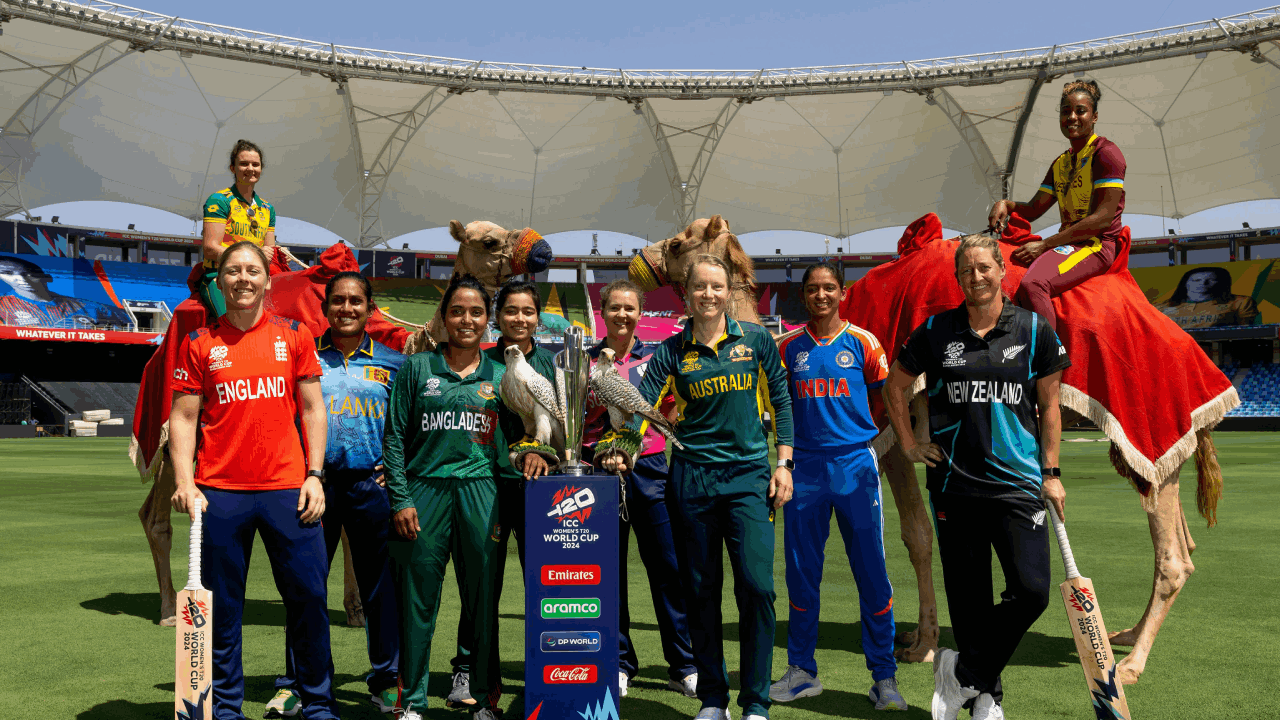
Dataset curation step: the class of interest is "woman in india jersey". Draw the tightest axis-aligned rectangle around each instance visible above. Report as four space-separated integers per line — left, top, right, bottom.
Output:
199 139 278 317
883 235 1071 720
772 262 907 712
448 279 557 708
600 254 794 720
168 241 336 720
988 80 1126 331
383 274 520 720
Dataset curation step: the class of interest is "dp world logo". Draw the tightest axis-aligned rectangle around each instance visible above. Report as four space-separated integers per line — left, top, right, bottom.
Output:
541 598 601 619
540 631 602 653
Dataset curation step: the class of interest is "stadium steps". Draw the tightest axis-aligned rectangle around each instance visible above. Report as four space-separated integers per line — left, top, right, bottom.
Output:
32 380 139 429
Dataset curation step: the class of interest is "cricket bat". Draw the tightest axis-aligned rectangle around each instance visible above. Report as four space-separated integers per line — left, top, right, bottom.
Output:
175 498 212 720
1047 504 1131 720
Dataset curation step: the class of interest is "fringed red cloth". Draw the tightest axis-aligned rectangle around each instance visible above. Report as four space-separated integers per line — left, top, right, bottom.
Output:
130 243 415 479
840 213 1237 484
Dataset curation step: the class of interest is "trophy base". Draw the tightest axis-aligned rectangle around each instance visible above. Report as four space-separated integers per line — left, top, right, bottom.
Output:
559 465 589 477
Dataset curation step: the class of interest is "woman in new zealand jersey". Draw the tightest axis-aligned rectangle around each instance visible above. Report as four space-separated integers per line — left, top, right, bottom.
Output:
883 235 1071 720
989 80 1126 331
601 255 793 720
383 274 513 720
199 139 278 317
447 279 555 708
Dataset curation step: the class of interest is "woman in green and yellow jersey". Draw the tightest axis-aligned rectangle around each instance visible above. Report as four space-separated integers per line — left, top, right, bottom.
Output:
602 254 793 720
199 139 278 316
383 274 509 720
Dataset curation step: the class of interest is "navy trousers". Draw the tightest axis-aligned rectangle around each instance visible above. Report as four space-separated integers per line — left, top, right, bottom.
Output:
276 469 400 696
619 452 697 682
200 486 338 720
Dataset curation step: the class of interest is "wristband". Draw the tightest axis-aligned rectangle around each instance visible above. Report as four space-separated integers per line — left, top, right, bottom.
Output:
777 458 794 471
1041 467 1060 477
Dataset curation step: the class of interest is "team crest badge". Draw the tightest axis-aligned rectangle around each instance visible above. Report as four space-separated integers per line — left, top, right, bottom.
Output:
729 344 754 362
274 336 288 362
477 382 496 400
209 344 232 371
835 350 855 368
365 366 391 385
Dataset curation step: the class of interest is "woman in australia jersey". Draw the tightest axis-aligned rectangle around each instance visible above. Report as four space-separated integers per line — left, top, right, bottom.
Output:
600 255 793 720
448 279 556 709
199 139 278 317
988 80 1126 331
168 241 336 720
584 279 697 700
382 274 513 720
883 235 1071 720
772 262 907 712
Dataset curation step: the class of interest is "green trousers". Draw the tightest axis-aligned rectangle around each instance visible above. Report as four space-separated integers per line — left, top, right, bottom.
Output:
669 455 777 718
453 478 524 677
197 268 226 317
390 477 502 712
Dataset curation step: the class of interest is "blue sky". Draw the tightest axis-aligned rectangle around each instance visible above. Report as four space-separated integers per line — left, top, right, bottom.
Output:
17 0 1280 256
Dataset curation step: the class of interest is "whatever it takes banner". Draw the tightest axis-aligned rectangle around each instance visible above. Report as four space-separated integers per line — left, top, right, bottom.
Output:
1130 259 1280 330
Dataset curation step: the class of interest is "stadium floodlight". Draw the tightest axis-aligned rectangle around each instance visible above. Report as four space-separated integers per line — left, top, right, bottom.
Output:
403 243 409 249
1243 222 1251 229
129 224 136 230
51 216 59 223
775 249 781 254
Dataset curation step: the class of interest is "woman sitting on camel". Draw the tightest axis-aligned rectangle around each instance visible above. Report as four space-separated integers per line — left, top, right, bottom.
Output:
988 80 1126 331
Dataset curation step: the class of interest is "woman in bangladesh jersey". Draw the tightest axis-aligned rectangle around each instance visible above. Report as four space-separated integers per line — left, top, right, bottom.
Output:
988 80 1126 331
599 255 794 720
199 139 277 317
382 274 513 720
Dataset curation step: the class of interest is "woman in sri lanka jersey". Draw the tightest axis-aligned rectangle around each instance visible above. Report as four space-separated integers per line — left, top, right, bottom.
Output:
988 80 1126 331
199 139 277 317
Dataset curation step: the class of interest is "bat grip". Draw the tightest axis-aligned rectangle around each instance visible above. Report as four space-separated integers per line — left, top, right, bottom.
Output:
1048 504 1081 580
186 498 203 591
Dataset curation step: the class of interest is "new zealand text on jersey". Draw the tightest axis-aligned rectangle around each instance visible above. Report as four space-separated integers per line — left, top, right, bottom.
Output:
688 371 754 399
945 379 1025 405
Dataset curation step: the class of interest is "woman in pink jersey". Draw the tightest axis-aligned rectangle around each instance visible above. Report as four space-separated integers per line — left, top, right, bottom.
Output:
988 80 1126 331
169 240 336 720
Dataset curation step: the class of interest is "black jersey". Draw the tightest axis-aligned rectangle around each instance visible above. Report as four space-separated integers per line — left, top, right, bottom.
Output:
898 301 1070 505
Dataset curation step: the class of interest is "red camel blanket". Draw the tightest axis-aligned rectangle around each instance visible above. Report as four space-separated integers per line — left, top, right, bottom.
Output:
129 243 415 478
840 212 1237 484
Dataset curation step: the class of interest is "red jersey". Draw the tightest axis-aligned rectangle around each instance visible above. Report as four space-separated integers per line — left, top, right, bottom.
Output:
173 312 322 491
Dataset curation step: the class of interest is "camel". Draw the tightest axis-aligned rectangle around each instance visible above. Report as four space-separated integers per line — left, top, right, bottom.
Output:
630 214 1234 685
133 220 550 626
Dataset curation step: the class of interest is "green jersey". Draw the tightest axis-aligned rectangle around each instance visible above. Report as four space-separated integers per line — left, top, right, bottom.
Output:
484 341 559 480
634 317 793 464
384 346 507 513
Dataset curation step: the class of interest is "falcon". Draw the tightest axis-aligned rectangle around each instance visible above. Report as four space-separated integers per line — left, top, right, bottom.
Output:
589 347 684 450
499 344 566 453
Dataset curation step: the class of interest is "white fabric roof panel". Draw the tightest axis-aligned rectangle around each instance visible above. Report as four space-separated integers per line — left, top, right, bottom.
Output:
3 3 1280 245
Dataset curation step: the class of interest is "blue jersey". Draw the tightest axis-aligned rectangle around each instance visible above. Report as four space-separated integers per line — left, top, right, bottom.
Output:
316 330 406 472
778 322 889 450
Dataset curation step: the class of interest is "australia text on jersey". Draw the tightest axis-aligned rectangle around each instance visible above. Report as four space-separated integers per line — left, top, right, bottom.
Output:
687 371 754 399
944 379 1025 405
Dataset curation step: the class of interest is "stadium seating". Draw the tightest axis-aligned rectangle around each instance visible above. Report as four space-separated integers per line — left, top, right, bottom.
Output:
36 380 140 428
1227 363 1280 417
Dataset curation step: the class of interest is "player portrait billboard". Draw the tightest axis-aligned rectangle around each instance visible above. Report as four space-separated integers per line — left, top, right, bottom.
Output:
1131 259 1280 330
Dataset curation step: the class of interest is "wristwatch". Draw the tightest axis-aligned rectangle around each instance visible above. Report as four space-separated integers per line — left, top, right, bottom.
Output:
307 469 325 483
1041 466 1061 477
777 458 795 471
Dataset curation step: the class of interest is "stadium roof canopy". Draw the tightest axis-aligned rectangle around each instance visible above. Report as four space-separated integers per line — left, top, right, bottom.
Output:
2 1 1280 247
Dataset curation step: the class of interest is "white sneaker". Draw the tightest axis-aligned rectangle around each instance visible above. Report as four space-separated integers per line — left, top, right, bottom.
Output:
668 673 698 698
769 665 823 702
972 694 1004 720
395 705 423 720
619 671 629 698
931 649 979 720
693 708 731 720
263 688 300 718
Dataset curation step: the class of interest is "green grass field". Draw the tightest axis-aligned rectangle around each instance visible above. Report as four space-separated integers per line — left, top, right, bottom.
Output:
0 434 1276 720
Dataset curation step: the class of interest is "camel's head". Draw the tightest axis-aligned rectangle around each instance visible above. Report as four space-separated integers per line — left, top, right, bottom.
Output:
448 219 553 293
628 215 756 300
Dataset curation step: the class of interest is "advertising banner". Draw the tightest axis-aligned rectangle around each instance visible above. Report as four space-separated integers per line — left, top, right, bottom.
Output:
373 251 415 278
0 252 191 330
1130 259 1280 329
0 326 165 344
524 475 620 720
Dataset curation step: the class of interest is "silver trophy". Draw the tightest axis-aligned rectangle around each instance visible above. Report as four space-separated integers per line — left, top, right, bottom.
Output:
554 326 590 475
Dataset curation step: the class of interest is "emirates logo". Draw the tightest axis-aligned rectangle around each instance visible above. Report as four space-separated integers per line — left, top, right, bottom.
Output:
543 665 597 684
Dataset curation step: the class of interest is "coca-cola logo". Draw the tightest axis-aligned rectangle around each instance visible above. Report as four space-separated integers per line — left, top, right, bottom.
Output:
543 665 597 684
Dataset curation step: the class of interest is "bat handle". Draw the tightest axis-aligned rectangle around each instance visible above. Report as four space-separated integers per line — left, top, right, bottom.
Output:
1047 504 1081 580
186 498 203 591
